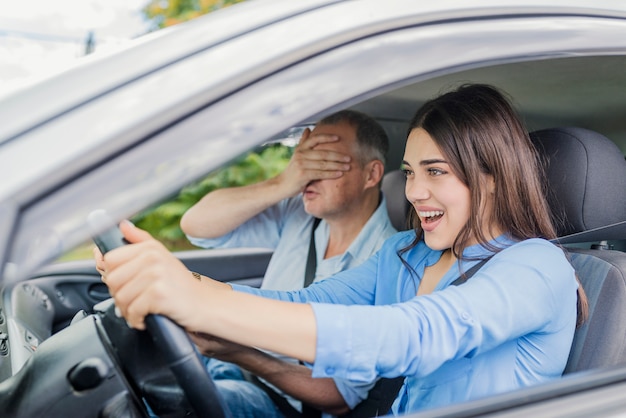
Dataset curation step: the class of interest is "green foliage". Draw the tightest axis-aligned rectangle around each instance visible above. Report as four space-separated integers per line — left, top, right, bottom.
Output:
143 0 247 29
62 0 263 261
138 0 260 249
132 145 292 250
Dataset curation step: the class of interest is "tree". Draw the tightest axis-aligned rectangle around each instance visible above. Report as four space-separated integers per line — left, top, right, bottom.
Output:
134 145 292 250
135 0 284 252
62 0 278 260
143 0 248 29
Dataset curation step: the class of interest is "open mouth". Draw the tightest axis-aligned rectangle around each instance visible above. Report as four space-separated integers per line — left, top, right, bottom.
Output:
418 210 444 224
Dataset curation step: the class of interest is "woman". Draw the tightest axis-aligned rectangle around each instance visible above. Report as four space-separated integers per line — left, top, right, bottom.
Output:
99 84 587 414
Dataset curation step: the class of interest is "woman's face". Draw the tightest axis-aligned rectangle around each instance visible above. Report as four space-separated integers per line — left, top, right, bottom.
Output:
402 128 472 251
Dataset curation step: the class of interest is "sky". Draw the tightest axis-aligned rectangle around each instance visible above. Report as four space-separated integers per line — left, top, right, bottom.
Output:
0 0 153 98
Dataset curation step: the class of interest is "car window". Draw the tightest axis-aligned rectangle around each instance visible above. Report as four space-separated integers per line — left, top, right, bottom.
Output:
57 132 305 262
7 13 626 280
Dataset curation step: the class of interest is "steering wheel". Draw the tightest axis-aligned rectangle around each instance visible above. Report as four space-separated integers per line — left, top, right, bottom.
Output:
89 210 231 418
145 315 230 417
95 298 230 417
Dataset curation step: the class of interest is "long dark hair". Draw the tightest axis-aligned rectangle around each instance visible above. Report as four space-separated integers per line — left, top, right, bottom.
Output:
406 83 555 252
399 83 587 325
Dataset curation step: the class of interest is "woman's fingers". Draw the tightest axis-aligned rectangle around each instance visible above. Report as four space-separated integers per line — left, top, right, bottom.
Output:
100 225 208 331
119 219 151 243
93 246 106 275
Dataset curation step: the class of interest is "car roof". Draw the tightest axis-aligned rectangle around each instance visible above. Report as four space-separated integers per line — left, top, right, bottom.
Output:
1 0 625 279
3 0 625 140
2 0 625 197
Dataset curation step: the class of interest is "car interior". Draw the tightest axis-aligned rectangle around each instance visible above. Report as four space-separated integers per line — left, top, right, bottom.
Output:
0 51 625 417
529 127 626 375
365 125 626 415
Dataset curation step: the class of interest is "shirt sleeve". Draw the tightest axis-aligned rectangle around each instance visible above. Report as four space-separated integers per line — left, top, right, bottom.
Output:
310 239 578 384
185 197 297 249
333 377 378 409
232 248 383 305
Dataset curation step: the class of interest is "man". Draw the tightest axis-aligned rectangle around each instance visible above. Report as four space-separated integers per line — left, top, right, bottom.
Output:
180 110 397 417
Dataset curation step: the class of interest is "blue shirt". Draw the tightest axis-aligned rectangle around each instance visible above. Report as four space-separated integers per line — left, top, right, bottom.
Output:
189 193 397 414
233 230 579 414
187 194 397 291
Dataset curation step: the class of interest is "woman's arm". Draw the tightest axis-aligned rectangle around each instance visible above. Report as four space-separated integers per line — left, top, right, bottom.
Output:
232 250 383 305
103 223 575 386
309 239 578 382
102 221 319 362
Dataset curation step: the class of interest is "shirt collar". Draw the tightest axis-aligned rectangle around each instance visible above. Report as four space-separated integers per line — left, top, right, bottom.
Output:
461 234 516 259
316 193 395 263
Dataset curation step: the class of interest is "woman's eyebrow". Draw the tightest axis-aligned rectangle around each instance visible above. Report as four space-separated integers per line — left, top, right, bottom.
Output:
402 158 448 167
419 158 447 166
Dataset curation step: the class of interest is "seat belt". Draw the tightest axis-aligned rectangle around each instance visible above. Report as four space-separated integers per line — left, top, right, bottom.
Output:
301 217 323 417
304 218 322 288
449 256 492 286
339 255 495 418
245 218 323 418
255 224 494 418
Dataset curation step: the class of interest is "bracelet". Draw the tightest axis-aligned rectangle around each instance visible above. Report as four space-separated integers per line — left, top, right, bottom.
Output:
191 271 202 281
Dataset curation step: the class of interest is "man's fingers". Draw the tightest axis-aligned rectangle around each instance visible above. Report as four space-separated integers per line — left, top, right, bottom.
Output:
300 127 311 142
286 152 350 188
298 158 351 172
293 145 351 172
298 131 340 150
303 170 345 181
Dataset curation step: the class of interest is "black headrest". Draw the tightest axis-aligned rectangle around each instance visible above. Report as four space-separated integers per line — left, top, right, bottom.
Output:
530 127 626 242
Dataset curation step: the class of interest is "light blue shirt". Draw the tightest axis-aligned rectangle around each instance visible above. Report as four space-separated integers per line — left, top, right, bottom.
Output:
188 193 397 414
187 194 397 291
233 230 579 414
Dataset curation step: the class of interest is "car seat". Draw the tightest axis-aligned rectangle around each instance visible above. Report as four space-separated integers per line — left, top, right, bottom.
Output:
351 127 626 417
381 169 410 231
529 127 626 374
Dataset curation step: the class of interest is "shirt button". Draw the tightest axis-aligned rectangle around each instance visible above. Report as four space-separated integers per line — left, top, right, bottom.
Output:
325 367 335 375
461 312 471 321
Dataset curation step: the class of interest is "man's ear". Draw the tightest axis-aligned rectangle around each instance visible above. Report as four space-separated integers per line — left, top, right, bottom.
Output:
364 160 385 189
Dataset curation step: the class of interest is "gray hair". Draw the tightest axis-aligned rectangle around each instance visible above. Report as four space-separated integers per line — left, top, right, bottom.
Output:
317 110 389 167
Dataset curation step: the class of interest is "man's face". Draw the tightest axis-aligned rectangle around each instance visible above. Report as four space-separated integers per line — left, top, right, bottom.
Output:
302 121 372 220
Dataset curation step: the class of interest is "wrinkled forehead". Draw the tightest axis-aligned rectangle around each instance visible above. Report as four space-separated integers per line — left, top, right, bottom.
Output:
310 121 358 154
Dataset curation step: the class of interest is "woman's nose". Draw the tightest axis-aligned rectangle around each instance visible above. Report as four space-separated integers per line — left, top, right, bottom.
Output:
405 178 429 203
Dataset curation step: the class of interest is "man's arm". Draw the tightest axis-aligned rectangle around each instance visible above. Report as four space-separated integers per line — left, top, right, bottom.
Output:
180 176 290 239
180 130 351 239
192 333 351 416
